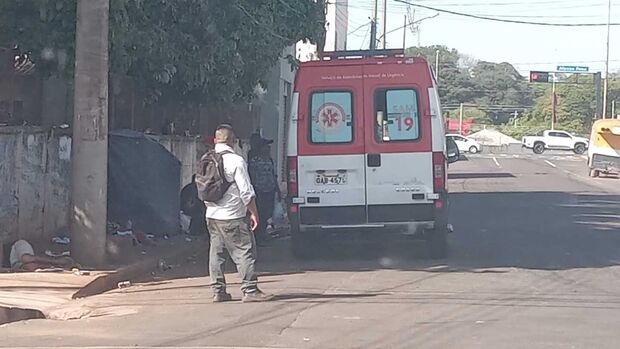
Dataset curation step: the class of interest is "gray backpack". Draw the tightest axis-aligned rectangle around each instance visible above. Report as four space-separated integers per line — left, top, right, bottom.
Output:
195 150 232 202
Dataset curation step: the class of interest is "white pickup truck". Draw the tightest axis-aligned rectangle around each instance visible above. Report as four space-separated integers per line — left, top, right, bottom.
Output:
522 130 589 154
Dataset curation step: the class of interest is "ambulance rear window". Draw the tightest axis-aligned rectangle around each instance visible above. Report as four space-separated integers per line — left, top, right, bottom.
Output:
310 91 354 144
374 88 420 142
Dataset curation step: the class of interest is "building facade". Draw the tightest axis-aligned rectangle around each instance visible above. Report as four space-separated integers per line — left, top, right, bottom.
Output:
296 0 348 62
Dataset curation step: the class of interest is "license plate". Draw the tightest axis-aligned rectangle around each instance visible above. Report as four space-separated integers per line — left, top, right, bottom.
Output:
315 172 347 185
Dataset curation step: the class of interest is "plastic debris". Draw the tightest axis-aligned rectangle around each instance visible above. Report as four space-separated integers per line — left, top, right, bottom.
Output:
116 230 133 236
45 250 71 258
72 268 91 276
180 212 191 233
158 259 171 271
51 236 71 245
117 281 131 289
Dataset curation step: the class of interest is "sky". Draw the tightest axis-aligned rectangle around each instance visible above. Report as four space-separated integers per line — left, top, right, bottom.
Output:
345 0 620 75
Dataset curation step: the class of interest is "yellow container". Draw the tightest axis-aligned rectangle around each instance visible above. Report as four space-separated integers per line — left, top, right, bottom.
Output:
587 119 620 177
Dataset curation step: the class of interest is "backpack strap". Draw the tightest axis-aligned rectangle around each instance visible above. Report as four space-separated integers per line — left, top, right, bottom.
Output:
215 149 234 185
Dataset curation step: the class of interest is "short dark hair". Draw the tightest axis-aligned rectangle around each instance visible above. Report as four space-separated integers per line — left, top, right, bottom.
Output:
214 124 235 143
215 124 233 132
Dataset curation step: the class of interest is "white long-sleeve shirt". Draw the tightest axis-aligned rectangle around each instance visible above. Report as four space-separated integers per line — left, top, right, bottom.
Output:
205 143 256 220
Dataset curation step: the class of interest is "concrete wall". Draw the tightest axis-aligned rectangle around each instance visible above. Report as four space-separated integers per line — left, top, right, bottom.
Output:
0 127 71 243
257 47 295 184
296 0 348 61
155 135 207 189
0 127 202 243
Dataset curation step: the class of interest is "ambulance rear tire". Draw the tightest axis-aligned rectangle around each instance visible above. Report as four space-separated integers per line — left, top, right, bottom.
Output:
428 229 448 259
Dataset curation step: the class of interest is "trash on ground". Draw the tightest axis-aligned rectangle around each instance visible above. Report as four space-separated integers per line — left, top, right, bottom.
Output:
180 212 191 234
158 260 178 271
45 250 71 258
51 236 71 245
72 268 91 276
115 230 133 236
117 281 131 289
34 268 64 273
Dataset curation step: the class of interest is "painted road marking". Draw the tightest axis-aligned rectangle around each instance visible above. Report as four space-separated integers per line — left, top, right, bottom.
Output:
492 156 501 168
544 160 557 168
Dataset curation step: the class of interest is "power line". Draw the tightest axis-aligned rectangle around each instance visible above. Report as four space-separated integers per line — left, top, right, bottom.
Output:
398 0 604 6
400 0 605 7
379 13 439 38
360 25 371 50
393 0 620 26
348 20 372 35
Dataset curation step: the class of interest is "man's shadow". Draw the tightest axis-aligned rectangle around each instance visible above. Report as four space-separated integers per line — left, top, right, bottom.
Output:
273 292 386 301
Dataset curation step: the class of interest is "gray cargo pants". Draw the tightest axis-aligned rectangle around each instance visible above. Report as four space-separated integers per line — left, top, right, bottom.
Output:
208 217 258 295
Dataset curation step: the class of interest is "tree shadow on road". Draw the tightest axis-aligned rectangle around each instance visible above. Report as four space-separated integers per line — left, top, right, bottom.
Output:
149 191 620 283
255 191 620 274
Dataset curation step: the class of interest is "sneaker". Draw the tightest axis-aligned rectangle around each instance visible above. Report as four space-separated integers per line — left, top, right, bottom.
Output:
213 292 233 303
242 289 275 303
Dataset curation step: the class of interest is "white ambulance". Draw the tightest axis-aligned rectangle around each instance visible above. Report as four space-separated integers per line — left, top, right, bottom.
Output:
285 50 458 259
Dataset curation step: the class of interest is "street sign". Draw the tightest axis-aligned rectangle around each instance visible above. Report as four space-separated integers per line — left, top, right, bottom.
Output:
556 65 589 73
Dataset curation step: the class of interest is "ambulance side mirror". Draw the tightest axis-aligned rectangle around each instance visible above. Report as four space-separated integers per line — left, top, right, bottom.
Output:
446 137 460 164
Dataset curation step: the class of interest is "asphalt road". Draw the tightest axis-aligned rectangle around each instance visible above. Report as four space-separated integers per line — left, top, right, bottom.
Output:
2 152 620 349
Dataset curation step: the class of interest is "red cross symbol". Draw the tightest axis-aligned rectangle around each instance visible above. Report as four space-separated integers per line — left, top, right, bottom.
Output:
321 108 340 127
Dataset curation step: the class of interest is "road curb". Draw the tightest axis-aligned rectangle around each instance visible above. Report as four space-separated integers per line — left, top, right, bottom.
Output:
72 241 206 299
562 168 620 194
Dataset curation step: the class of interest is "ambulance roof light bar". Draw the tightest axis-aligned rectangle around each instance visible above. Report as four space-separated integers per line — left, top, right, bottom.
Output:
321 49 405 60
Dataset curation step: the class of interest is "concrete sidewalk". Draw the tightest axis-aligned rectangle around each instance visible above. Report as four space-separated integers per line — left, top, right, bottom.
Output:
0 271 102 323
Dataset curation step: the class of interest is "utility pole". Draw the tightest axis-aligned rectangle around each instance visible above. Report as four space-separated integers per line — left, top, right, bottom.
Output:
435 50 440 82
513 110 519 127
595 72 603 118
459 103 464 135
402 15 407 49
551 73 557 130
370 0 378 50
613 100 616 119
71 0 110 267
603 0 612 119
382 0 388 49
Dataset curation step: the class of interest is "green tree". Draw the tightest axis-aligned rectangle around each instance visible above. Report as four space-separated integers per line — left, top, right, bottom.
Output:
469 62 534 124
0 0 326 103
406 46 534 124
530 75 596 135
406 45 475 106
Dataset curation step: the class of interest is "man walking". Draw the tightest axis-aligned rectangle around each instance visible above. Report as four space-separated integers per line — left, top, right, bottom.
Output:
205 124 273 303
